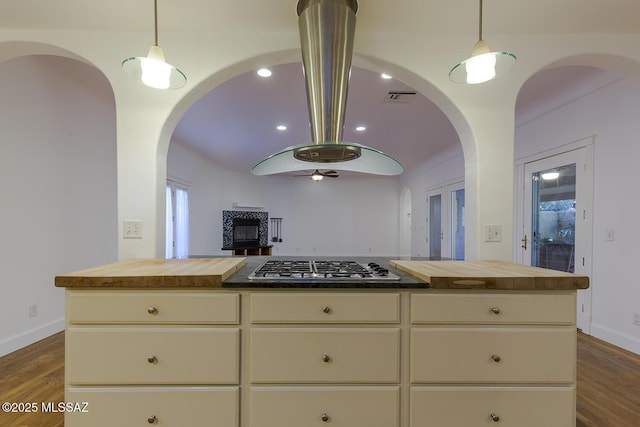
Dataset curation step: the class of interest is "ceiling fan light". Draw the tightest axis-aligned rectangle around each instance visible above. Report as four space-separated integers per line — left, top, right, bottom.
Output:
311 173 323 181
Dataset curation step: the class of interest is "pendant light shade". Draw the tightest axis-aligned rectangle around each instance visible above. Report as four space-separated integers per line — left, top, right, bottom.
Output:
122 0 186 89
449 0 516 84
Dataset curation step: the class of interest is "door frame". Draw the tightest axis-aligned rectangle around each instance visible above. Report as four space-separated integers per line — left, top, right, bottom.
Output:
515 138 594 333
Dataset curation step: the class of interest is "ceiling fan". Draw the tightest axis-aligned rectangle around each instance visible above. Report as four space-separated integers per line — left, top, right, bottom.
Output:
293 169 339 181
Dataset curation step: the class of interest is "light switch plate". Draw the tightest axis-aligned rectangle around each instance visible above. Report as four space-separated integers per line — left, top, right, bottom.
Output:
123 220 143 239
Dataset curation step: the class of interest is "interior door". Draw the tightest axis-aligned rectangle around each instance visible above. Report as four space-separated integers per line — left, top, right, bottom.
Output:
518 147 593 333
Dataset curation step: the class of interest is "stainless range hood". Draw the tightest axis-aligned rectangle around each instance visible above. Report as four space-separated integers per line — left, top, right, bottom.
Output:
251 0 403 176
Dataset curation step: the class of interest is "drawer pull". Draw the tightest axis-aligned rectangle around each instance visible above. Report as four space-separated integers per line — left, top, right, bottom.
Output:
321 412 330 422
322 306 332 314
491 354 501 363
490 307 501 315
147 306 158 315
322 354 332 363
148 415 158 424
490 413 501 422
147 356 158 364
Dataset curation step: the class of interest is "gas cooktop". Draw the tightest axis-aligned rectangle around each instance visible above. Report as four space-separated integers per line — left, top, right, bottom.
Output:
247 260 400 282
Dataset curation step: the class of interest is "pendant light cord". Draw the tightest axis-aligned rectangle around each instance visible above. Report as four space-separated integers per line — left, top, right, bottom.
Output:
153 0 159 47
478 0 483 41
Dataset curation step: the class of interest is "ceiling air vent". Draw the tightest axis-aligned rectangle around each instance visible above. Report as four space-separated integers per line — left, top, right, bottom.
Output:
384 90 417 103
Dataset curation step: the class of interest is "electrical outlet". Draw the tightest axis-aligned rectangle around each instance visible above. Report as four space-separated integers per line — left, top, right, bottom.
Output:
633 312 640 326
29 304 38 318
606 229 615 242
123 220 143 239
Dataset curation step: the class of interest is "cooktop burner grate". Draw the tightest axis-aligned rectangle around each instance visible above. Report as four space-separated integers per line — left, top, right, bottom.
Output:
248 260 400 281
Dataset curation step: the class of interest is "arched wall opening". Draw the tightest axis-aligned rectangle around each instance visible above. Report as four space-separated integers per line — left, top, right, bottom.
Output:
0 44 117 356
161 51 469 258
514 52 640 354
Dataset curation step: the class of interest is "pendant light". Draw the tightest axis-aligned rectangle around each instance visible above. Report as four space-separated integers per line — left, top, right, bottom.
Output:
122 0 186 89
449 0 516 84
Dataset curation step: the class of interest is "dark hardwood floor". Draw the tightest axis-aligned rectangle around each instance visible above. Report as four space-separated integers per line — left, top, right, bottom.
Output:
0 332 64 427
575 332 640 427
0 331 638 426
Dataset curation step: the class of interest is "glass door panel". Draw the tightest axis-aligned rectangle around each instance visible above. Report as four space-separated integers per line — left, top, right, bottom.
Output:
450 187 465 260
531 164 576 272
428 192 442 258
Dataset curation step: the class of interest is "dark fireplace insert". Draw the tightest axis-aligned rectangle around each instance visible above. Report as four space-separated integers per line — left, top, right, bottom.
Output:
232 218 260 248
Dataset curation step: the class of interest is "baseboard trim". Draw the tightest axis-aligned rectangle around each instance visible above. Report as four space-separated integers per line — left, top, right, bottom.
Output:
591 323 640 355
0 318 65 357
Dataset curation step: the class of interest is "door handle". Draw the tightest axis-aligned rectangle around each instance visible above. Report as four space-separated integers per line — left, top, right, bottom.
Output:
521 235 528 250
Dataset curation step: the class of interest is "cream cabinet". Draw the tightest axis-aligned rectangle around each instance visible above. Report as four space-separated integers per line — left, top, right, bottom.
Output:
64 288 578 427
410 290 577 427
64 290 240 427
248 292 401 427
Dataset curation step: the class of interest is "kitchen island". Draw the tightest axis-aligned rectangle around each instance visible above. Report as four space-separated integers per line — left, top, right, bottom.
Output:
55 257 588 427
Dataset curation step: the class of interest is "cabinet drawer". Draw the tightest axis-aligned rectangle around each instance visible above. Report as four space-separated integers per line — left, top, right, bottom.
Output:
411 327 575 383
67 327 239 385
251 292 400 323
65 386 238 427
66 290 239 324
249 387 399 427
411 386 575 427
411 292 576 324
250 328 400 383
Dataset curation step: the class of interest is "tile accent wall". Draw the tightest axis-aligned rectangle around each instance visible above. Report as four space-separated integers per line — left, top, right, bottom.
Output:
222 210 269 248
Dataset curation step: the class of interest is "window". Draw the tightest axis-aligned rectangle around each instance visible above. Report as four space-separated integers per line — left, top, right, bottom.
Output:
166 181 189 259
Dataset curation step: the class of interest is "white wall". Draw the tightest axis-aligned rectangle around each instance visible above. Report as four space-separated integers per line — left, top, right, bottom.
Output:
516 76 640 354
168 140 401 257
0 56 118 356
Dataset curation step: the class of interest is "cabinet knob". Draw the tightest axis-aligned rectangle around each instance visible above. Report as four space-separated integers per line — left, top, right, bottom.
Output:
491 354 501 363
147 356 158 364
322 354 332 363
490 413 501 422
321 412 330 422
147 306 158 315
490 307 501 315
322 306 332 314
147 415 157 424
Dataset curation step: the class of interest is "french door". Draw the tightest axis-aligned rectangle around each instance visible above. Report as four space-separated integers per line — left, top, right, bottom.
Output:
427 182 465 260
517 146 593 333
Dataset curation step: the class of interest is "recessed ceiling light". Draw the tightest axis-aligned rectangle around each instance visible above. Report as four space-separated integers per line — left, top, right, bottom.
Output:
381 73 392 80
276 125 287 131
257 68 272 78
355 126 367 132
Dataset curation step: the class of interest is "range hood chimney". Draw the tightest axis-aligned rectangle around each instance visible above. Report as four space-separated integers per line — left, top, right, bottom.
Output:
251 0 403 176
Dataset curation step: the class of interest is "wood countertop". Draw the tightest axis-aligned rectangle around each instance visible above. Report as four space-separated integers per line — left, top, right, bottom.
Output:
55 258 246 288
55 258 588 290
389 260 589 290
